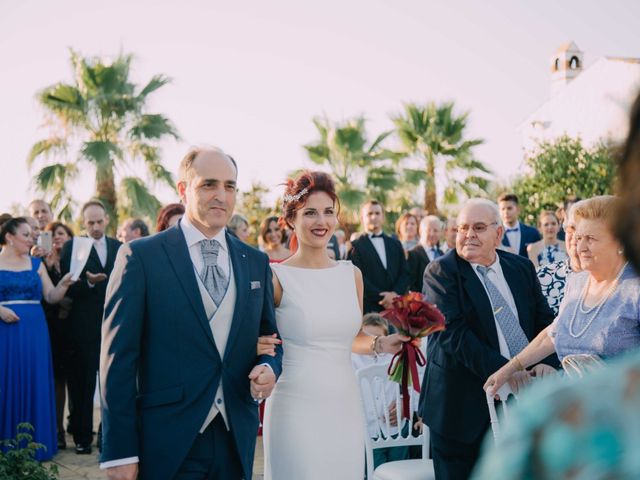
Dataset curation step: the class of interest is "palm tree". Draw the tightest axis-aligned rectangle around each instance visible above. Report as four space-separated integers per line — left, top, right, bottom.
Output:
304 116 401 221
392 102 488 214
27 49 179 228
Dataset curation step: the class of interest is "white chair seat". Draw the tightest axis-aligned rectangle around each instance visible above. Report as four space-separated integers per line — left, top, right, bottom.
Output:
373 459 436 480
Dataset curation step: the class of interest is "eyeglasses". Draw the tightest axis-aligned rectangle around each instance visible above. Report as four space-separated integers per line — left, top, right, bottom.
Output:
455 222 498 234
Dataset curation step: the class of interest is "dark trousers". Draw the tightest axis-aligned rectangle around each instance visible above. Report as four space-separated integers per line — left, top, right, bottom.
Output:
430 430 483 480
67 341 99 446
174 415 244 480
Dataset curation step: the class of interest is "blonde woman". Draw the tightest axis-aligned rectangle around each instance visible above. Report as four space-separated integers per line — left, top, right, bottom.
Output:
527 210 568 268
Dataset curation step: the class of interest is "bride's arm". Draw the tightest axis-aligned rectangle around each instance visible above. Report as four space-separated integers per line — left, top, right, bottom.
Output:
351 266 408 355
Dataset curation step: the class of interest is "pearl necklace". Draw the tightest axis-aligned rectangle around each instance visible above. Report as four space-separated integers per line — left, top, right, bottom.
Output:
568 262 628 338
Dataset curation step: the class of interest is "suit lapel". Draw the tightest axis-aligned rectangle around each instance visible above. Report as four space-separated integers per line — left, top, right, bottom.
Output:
361 235 388 272
458 256 500 349
223 234 248 361
163 224 215 348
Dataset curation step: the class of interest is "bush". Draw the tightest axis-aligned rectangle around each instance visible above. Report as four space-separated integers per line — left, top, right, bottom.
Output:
0 423 59 480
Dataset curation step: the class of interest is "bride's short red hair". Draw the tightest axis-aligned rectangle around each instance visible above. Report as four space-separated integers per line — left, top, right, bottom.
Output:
281 171 340 229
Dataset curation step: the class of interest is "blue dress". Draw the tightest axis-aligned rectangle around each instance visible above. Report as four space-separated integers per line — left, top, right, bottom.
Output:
550 263 640 361
0 257 57 461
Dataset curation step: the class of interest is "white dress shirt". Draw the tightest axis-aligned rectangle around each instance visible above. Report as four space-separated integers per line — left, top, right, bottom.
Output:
93 235 107 267
369 232 387 269
470 255 520 359
504 221 522 254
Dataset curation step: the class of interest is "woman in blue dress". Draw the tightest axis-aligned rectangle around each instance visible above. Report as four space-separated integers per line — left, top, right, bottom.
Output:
0 217 74 461
527 210 568 268
484 196 640 393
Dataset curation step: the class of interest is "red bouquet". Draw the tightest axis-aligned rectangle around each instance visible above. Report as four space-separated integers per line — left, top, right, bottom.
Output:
381 292 446 419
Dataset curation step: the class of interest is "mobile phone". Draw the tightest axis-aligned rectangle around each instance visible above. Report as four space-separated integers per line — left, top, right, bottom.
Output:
39 231 53 253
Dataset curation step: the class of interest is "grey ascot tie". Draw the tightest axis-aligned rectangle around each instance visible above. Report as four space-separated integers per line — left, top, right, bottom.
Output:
199 239 229 306
476 265 529 357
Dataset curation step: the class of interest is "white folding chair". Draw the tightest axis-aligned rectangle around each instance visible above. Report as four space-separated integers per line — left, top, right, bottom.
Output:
486 383 517 441
356 364 435 480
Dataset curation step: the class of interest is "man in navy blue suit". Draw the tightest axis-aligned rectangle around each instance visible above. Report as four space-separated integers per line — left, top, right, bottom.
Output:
498 193 541 257
99 147 283 480
419 198 555 480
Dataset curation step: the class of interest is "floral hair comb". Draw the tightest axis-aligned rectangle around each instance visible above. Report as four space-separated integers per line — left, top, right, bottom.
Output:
283 187 309 204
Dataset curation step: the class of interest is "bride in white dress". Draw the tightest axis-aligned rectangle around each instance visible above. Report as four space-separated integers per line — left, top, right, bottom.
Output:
262 171 408 480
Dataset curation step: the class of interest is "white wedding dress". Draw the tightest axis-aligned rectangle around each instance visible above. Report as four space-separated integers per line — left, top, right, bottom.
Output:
264 261 365 479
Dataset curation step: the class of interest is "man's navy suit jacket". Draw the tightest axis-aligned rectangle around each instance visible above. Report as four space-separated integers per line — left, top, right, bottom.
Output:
100 224 283 479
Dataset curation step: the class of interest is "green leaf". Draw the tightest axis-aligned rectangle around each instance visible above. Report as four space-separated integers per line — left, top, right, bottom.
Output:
129 114 180 140
139 74 172 97
118 176 162 219
26 137 67 168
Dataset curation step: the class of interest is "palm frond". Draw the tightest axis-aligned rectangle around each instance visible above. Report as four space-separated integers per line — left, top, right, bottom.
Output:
129 114 180 140
26 137 68 168
139 74 172 97
118 176 162 219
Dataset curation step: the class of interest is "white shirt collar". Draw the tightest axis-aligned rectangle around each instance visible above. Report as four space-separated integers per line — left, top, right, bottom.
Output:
180 215 228 252
506 221 521 231
92 235 106 245
470 254 501 274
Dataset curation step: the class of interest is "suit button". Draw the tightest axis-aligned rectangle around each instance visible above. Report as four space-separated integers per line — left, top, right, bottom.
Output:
216 398 222 405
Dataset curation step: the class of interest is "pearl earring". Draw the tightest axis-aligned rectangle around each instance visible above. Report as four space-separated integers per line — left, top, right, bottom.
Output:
618 249 624 255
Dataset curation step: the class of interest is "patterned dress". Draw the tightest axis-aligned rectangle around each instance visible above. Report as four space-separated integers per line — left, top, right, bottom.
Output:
536 259 572 316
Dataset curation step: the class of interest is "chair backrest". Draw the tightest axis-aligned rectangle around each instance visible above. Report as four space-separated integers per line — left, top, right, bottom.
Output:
486 383 517 441
356 363 428 476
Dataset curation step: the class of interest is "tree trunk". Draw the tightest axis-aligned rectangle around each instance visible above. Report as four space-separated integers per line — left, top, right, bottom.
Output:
423 152 438 215
95 170 118 236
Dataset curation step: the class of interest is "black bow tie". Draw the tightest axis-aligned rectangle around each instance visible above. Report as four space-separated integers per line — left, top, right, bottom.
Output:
370 233 383 239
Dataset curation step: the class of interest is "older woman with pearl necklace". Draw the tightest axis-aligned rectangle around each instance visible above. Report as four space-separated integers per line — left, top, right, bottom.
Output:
484 195 640 394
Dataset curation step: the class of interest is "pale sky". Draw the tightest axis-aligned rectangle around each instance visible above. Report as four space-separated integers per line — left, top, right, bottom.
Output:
1 0 639 214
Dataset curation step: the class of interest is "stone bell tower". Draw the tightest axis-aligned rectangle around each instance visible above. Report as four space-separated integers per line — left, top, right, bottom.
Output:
550 41 584 96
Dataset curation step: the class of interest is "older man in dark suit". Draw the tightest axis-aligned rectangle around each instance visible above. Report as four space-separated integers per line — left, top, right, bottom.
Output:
407 215 444 293
348 200 409 313
418 198 556 480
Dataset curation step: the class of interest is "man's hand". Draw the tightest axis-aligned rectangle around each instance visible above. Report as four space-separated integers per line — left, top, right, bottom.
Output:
378 291 398 309
106 463 138 480
87 271 108 285
530 364 557 379
507 370 532 394
248 365 276 401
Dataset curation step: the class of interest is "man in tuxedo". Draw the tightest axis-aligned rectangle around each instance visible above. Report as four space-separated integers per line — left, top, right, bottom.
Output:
100 147 283 480
419 198 556 480
407 215 444 292
60 200 121 454
498 193 541 257
348 200 409 313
